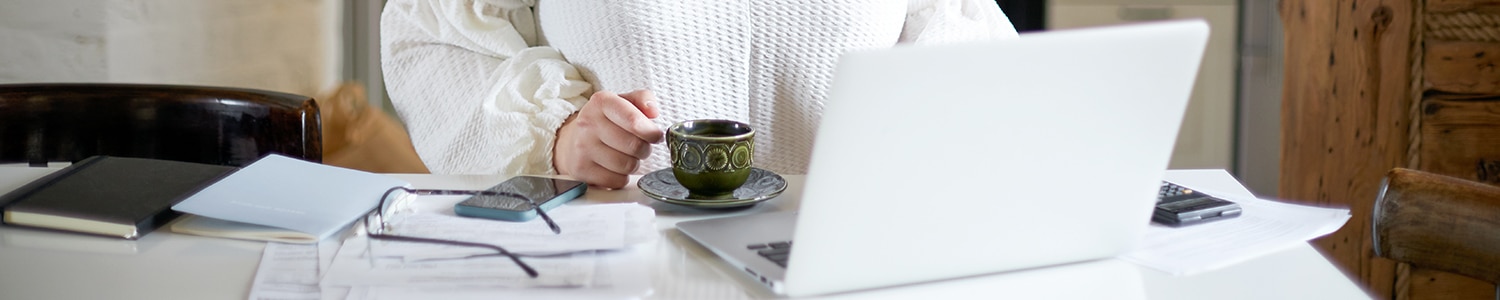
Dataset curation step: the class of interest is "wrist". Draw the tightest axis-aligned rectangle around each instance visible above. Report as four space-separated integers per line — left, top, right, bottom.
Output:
551 111 580 174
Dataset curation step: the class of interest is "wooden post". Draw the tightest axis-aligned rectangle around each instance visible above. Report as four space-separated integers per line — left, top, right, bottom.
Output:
1279 0 1416 298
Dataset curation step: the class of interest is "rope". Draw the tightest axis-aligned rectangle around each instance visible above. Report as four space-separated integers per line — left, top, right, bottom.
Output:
1426 11 1500 41
1410 4 1426 169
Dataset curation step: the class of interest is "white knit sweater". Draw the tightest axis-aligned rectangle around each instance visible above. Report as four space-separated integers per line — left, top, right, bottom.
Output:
382 0 1018 175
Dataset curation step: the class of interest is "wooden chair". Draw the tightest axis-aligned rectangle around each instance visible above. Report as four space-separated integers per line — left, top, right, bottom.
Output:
1373 168 1500 300
0 83 322 167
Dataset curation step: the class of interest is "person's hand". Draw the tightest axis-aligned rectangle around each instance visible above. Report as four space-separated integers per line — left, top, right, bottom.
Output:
553 90 664 188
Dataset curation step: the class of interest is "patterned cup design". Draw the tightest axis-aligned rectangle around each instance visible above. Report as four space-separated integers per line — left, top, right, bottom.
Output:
668 119 754 198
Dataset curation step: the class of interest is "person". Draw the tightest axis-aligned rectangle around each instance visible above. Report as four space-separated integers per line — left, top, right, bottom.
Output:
381 0 1018 188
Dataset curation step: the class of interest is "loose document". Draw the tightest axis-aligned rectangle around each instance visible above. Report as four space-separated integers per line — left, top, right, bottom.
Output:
1123 170 1352 275
247 203 657 300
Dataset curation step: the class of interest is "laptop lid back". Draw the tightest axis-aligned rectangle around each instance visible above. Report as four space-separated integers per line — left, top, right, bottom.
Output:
783 20 1209 297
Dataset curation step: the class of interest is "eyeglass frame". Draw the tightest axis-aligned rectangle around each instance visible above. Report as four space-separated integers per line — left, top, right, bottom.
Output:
361 186 564 278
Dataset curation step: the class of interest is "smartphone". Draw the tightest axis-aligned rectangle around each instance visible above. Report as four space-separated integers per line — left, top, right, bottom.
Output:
453 176 587 222
1152 181 1242 227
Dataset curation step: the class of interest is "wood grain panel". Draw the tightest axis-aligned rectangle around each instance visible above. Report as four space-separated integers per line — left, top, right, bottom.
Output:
1406 267 1498 300
1425 41 1500 94
1280 0 1416 298
1418 98 1500 181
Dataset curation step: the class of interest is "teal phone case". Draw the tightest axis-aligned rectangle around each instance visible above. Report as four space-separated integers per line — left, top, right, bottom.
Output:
453 178 586 222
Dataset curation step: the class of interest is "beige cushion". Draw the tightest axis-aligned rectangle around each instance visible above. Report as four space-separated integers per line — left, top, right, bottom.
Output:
317 83 429 174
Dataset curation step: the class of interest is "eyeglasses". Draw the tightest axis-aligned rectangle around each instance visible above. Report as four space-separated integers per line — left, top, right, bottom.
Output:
362 186 562 278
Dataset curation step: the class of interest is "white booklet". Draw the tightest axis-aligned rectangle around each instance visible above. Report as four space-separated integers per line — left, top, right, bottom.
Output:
170 154 408 243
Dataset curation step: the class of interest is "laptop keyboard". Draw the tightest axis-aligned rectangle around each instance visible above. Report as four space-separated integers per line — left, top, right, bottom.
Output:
747 241 793 267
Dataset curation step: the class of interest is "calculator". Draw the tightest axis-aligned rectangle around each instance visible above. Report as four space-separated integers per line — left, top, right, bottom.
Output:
1153 181 1242 227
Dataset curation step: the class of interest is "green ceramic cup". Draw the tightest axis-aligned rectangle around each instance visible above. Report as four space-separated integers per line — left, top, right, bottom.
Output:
667 119 755 198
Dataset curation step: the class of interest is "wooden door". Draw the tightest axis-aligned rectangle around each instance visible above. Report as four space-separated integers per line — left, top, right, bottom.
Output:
1282 0 1500 298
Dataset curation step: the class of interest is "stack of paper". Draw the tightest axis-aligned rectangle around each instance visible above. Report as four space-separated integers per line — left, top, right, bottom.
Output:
247 203 657 300
1121 170 1352 275
363 203 655 261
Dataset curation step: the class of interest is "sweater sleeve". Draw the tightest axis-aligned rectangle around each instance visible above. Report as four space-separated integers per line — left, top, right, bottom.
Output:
900 0 1020 44
381 0 592 175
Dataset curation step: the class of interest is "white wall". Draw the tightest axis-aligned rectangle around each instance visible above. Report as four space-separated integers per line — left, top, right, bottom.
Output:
0 1 109 82
0 0 341 98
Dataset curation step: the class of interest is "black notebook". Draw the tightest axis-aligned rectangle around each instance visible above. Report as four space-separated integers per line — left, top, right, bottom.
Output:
0 156 236 239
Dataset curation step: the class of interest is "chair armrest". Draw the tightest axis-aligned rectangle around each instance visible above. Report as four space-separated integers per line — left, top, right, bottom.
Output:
1373 168 1500 285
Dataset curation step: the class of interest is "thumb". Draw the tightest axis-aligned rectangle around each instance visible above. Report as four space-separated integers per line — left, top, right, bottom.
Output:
620 89 661 119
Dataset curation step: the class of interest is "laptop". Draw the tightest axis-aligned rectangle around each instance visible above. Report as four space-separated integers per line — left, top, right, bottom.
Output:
675 19 1210 297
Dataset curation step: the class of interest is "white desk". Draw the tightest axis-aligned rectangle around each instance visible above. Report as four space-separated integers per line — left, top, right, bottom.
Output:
0 169 1372 299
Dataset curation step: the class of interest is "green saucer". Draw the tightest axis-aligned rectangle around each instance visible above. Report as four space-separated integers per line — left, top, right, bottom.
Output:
638 168 786 209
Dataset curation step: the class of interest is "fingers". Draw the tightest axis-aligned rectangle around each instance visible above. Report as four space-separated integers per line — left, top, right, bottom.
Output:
572 151 636 188
619 89 661 119
578 133 641 175
594 91 665 144
554 123 635 189
592 121 654 160
569 162 631 189
554 90 666 189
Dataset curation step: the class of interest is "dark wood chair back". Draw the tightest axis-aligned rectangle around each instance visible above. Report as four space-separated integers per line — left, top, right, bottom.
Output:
1374 168 1500 299
0 83 322 166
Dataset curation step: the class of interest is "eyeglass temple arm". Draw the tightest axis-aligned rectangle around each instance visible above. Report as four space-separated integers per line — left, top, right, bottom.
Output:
523 197 561 234
367 233 539 278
